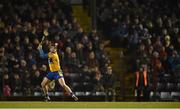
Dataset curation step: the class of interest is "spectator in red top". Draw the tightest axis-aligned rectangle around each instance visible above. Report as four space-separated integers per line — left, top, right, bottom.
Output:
3 73 11 96
151 51 162 90
3 85 11 96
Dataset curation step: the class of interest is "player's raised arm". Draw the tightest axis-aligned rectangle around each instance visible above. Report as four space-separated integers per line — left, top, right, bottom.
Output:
39 29 48 46
37 29 49 58
38 44 48 59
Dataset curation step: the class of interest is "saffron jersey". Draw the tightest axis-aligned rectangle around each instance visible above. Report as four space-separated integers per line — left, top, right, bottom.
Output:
48 52 61 72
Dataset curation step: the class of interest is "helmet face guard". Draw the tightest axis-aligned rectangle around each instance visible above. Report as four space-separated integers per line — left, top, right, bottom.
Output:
48 42 58 52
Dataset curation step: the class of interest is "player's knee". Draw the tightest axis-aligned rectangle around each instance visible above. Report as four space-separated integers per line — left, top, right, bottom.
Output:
61 83 67 88
41 82 45 88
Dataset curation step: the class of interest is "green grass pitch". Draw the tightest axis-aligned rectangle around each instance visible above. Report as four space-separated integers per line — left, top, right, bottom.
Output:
0 102 180 108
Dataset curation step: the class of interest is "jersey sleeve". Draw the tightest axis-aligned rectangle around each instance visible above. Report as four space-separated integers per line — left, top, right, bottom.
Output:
48 53 52 58
38 48 48 59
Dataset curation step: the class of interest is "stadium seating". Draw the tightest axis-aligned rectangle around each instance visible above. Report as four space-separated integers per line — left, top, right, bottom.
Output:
166 83 175 91
160 92 172 101
96 0 180 101
177 83 180 91
157 82 166 92
171 92 180 101
34 92 42 96
85 92 92 96
13 92 23 96
75 92 85 96
95 92 106 96
0 0 113 100
54 92 64 96
0 0 179 102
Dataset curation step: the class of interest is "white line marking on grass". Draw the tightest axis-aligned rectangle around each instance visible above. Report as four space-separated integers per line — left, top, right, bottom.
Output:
0 108 180 109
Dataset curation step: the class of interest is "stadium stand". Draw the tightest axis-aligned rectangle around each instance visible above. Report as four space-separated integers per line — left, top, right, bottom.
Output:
0 0 114 100
95 0 180 101
0 0 179 102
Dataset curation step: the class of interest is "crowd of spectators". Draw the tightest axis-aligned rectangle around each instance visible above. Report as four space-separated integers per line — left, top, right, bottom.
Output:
96 0 180 99
0 0 114 96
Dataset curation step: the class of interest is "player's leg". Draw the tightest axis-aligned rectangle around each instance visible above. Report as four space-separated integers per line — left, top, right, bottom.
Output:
58 77 72 93
41 77 51 101
41 77 51 95
58 78 78 101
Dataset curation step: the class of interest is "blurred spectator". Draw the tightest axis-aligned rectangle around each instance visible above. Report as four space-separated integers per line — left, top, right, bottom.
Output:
12 74 22 93
87 51 99 72
31 70 42 92
135 65 149 101
103 66 114 90
0 47 6 96
3 85 11 96
93 69 104 92
63 66 72 87
68 52 81 67
151 51 163 90
75 42 85 65
3 73 11 97
26 53 36 68
0 75 1 96
103 66 115 101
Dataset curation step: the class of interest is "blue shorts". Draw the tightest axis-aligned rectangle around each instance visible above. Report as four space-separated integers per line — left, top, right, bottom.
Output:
46 70 63 81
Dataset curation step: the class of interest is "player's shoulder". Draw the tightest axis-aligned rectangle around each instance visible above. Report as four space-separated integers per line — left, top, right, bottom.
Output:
48 52 58 56
48 52 53 57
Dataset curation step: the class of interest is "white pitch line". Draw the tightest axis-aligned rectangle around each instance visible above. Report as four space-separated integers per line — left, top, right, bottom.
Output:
0 108 180 109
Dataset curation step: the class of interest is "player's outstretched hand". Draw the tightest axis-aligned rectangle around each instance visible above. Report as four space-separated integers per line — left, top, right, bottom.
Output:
43 29 49 36
38 44 42 50
55 43 58 47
